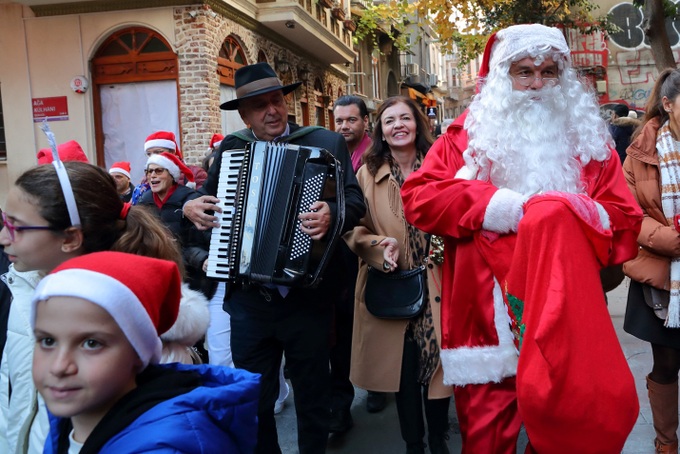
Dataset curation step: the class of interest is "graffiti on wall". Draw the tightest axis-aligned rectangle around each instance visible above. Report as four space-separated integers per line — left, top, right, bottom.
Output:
604 1 680 107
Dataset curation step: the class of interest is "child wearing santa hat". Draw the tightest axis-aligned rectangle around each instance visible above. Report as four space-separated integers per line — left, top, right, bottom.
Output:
31 251 259 453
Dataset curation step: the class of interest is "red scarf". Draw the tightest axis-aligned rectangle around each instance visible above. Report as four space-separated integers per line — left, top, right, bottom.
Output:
153 184 178 209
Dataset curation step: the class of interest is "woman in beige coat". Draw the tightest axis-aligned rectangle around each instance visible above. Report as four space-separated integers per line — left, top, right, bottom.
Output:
344 96 453 454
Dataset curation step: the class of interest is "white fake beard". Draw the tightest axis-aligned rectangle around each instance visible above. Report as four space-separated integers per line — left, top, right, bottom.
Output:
467 80 609 196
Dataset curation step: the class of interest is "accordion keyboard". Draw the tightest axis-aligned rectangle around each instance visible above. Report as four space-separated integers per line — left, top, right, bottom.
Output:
206 149 247 279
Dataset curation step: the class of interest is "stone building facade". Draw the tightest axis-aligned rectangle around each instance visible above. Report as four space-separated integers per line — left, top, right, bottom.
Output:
0 0 355 201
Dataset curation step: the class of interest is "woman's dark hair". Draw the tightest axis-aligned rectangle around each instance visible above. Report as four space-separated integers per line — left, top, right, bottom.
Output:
15 162 185 276
634 67 680 140
363 96 434 176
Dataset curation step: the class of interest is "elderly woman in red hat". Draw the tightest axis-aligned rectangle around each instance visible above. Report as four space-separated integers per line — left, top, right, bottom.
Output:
138 152 209 301
131 131 208 204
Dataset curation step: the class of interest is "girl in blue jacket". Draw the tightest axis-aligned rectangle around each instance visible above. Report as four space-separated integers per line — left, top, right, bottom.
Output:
30 251 260 453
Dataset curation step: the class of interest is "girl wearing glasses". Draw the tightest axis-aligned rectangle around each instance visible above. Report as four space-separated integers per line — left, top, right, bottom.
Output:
0 161 208 454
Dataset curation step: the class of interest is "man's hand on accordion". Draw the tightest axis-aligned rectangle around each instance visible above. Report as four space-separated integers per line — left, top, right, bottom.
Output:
183 195 222 230
299 201 331 240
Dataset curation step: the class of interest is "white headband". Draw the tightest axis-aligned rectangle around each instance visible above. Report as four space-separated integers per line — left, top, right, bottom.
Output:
40 121 81 228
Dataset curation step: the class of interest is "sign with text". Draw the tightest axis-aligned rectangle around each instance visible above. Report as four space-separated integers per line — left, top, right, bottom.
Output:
32 96 69 122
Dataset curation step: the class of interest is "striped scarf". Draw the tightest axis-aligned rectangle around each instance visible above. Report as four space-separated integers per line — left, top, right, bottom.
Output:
656 120 680 327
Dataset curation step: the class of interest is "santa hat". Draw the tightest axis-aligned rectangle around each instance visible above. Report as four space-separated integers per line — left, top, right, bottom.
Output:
109 161 131 179
209 133 224 151
31 251 181 367
146 152 196 189
477 24 570 91
144 131 183 160
36 140 89 165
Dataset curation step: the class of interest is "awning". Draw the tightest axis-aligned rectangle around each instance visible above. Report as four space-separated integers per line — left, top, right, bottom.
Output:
425 92 437 107
408 87 426 100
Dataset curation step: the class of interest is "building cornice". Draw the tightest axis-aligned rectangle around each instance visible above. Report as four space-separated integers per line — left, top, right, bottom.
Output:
29 0 348 79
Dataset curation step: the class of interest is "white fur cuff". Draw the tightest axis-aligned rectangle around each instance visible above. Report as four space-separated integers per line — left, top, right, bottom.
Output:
482 188 528 233
594 201 610 230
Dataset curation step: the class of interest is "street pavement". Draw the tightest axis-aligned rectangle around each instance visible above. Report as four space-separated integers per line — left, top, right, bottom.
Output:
275 278 658 453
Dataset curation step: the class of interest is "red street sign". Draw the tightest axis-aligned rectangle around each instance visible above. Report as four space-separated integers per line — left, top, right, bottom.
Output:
32 96 69 122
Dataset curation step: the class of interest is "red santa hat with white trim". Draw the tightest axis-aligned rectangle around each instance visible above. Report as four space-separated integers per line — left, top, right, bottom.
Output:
209 133 224 151
144 131 183 160
109 161 132 179
476 24 571 92
36 140 89 165
30 251 181 367
146 151 196 189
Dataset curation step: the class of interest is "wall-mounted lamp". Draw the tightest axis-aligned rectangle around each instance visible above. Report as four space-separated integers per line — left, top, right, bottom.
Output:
275 57 290 73
188 10 198 18
209 11 218 18
299 69 310 82
285 20 296 29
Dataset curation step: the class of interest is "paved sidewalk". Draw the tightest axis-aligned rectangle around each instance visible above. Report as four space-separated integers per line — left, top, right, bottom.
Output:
610 278 657 454
274 278 657 453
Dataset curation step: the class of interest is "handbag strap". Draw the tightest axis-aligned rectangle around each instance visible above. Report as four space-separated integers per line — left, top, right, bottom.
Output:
404 233 432 271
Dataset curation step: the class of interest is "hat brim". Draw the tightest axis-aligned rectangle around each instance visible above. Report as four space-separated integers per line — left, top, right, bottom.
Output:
220 82 302 111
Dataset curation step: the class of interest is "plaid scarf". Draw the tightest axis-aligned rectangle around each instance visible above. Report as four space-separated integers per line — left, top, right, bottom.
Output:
656 120 680 327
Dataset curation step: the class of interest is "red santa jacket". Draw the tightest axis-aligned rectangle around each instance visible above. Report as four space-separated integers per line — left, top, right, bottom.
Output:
401 111 642 386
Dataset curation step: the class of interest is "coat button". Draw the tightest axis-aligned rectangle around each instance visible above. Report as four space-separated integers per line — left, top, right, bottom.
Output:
7 276 13 284
434 296 441 303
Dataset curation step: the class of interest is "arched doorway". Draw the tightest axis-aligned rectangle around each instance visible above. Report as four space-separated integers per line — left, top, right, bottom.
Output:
92 27 179 184
218 35 248 134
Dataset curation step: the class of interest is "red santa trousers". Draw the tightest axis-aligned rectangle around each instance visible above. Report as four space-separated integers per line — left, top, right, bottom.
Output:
453 377 522 454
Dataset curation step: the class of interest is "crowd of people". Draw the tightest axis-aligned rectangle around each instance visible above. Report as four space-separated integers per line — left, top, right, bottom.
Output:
0 21 678 454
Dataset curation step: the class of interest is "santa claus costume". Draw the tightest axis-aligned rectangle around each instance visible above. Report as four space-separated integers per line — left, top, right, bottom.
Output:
401 24 643 454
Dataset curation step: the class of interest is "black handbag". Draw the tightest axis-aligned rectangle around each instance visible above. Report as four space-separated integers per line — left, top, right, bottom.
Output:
364 265 426 319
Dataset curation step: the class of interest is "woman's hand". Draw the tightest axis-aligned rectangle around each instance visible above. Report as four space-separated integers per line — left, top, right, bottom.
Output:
379 237 399 272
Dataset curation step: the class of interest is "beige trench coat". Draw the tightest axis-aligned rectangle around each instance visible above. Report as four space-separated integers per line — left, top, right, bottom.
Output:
343 162 453 399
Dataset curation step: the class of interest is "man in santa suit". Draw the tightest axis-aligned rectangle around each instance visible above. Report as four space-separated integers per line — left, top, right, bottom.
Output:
401 24 643 453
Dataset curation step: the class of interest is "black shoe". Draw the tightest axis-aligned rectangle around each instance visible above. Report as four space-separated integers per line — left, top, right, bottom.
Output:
329 408 353 434
366 391 387 413
427 432 450 454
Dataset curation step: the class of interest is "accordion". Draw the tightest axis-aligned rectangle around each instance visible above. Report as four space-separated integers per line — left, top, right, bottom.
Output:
206 141 345 288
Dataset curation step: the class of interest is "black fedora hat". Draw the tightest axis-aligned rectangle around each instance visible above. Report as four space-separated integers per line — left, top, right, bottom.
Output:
220 62 302 111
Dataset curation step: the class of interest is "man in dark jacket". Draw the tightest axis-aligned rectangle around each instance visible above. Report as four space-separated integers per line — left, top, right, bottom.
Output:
183 62 365 454
609 103 638 163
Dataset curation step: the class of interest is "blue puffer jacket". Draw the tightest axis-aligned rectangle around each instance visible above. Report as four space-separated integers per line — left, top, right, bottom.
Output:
43 363 260 454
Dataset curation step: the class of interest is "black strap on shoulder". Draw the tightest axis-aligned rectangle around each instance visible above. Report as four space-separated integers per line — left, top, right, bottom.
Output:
229 125 325 143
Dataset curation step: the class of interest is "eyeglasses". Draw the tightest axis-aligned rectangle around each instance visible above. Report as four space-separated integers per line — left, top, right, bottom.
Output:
145 168 167 176
511 74 559 87
1 212 60 242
